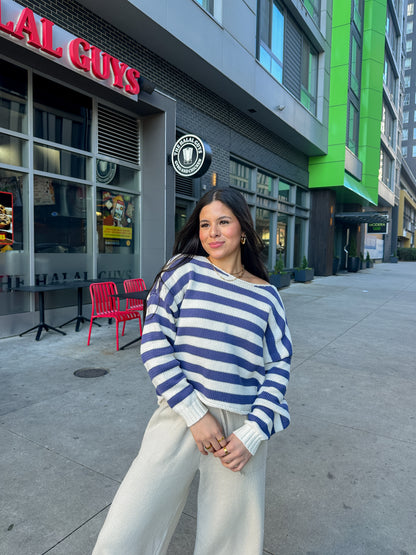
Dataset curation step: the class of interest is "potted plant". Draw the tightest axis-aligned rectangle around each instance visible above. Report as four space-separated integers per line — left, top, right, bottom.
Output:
365 251 373 268
390 251 398 263
269 254 291 289
347 236 360 272
294 256 314 282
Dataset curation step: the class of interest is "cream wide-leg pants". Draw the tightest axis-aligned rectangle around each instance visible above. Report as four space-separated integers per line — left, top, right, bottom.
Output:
92 400 268 555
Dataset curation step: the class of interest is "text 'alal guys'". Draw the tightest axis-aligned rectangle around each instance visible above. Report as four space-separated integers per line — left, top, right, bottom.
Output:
0 3 141 95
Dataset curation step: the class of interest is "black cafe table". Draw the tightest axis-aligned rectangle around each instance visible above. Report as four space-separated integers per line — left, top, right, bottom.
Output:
13 280 100 340
111 289 148 350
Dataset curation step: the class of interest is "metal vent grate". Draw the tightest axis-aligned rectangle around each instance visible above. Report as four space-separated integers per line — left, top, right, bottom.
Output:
175 174 194 196
97 104 139 164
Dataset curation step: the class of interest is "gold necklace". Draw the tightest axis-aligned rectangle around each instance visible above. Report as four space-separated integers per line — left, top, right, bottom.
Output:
207 257 245 281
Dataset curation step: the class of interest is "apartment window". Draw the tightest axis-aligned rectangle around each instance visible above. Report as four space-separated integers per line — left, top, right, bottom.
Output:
381 103 394 147
406 40 413 53
348 102 360 154
386 5 398 58
403 145 408 157
413 128 416 140
384 55 396 101
405 75 411 88
403 111 409 123
407 21 414 34
404 57 412 70
403 129 408 141
379 147 393 189
413 109 416 122
408 3 414 16
412 145 416 157
195 0 214 14
301 39 318 114
302 0 320 26
258 0 284 82
352 0 364 33
404 93 410 105
350 36 362 97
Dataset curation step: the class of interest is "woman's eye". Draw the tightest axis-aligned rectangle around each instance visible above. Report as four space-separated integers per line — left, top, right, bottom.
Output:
200 223 209 228
219 220 229 225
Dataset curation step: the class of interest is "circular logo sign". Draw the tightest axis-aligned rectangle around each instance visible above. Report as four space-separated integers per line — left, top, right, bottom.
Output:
171 134 212 178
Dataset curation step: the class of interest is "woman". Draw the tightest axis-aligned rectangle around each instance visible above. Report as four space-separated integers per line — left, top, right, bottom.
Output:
92 187 292 555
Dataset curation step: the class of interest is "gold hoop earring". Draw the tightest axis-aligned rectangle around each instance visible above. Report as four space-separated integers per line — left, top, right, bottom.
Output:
241 235 247 245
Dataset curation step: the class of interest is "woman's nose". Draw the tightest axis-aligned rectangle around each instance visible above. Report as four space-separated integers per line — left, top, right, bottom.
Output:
209 224 220 237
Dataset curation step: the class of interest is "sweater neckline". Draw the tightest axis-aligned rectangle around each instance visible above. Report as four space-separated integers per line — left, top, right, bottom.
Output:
195 255 273 290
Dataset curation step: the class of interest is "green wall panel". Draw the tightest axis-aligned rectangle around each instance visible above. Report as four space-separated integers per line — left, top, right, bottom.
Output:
309 0 387 206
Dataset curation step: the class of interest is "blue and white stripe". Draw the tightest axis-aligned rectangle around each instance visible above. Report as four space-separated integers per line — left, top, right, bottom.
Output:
140 255 292 455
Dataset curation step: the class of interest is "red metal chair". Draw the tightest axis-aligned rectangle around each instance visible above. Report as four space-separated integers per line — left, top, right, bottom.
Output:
122 278 146 336
87 281 141 351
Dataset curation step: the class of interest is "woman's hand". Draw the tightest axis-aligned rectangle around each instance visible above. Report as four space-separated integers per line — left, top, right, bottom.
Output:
190 413 227 455
213 433 252 472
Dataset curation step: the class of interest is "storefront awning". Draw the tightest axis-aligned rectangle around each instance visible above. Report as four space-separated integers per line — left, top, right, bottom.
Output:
335 212 389 225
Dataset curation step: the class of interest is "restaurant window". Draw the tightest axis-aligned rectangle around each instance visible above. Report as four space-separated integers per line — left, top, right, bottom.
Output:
230 159 254 191
0 169 29 314
257 170 276 197
33 75 92 151
0 59 28 134
294 216 307 268
34 177 89 254
277 212 289 266
278 180 291 202
258 0 285 83
256 207 274 268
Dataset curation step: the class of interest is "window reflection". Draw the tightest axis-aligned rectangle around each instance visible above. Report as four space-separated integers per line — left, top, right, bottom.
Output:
33 75 92 151
34 176 88 253
96 189 136 254
0 60 27 133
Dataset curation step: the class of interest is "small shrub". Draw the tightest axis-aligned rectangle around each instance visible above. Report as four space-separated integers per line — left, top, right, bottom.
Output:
272 254 286 274
397 247 416 261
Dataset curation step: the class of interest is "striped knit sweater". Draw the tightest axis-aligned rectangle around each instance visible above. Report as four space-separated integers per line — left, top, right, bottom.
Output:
140 255 292 455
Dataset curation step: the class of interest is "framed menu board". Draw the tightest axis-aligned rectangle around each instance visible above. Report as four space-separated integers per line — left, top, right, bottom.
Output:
0 191 13 245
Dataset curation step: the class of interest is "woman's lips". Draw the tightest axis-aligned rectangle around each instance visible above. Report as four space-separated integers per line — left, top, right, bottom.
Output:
209 242 224 248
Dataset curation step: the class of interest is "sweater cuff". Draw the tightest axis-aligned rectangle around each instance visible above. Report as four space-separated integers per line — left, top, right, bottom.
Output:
172 392 208 427
233 421 266 456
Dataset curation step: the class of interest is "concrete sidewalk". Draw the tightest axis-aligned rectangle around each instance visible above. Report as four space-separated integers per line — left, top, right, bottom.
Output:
1 262 415 555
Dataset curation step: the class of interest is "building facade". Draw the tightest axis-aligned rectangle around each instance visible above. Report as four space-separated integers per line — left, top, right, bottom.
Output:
308 0 405 274
0 0 332 337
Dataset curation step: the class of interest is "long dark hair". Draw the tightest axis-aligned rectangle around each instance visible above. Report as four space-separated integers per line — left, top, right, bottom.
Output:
150 187 269 295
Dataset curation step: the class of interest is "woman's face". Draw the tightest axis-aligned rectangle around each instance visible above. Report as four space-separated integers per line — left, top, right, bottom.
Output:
199 200 243 261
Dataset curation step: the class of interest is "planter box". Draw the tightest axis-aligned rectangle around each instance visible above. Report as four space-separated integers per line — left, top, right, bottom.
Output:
390 256 398 263
294 268 314 282
347 257 360 273
332 258 340 275
269 273 291 289
366 260 374 268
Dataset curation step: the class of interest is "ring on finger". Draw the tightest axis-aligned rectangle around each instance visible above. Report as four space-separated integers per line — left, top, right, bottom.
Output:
223 447 229 455
205 444 212 450
217 436 225 442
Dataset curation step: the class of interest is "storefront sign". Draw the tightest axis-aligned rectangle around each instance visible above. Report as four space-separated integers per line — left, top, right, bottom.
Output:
0 0 141 98
0 191 13 246
171 135 212 178
367 222 388 234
